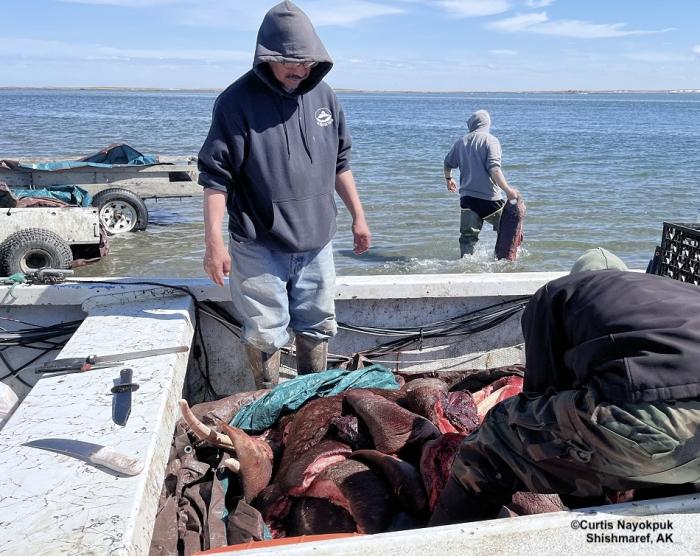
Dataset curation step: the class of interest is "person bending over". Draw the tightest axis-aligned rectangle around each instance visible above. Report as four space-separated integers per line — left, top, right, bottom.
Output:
431 270 700 525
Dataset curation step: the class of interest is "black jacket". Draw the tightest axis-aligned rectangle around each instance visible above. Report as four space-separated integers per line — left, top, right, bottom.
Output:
522 271 700 402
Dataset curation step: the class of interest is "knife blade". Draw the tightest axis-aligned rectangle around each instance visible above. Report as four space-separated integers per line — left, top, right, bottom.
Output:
35 345 189 374
111 368 138 426
23 438 144 476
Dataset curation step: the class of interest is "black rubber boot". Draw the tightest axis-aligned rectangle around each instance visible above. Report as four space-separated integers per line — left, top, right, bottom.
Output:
244 345 280 390
295 335 328 375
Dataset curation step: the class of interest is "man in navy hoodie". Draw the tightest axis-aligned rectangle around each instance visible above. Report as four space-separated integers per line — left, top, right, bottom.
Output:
198 1 371 389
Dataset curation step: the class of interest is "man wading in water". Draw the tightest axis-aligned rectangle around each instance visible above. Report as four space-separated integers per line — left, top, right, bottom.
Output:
444 110 519 258
198 1 371 389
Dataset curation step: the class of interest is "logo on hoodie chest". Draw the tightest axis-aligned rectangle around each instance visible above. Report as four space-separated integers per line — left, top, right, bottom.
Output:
315 107 334 127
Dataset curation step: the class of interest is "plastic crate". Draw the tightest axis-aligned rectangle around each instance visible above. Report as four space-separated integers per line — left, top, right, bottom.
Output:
652 222 700 285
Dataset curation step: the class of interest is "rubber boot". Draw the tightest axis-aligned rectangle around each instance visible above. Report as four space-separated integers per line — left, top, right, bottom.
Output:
244 345 280 390
295 335 328 375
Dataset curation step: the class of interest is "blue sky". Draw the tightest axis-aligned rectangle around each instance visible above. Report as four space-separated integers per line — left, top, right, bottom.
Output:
2 0 699 91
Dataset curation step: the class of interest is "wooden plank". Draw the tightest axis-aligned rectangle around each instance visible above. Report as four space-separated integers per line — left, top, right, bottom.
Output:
77 182 201 197
0 155 201 198
9 155 196 165
0 170 31 186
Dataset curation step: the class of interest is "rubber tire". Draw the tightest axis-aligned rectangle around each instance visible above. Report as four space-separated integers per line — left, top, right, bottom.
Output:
0 228 73 275
91 188 148 234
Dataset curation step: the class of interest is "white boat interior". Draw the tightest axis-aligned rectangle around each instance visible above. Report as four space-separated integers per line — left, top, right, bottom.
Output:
1 272 698 555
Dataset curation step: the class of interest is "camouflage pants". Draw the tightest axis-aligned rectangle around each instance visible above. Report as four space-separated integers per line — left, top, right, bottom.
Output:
430 389 700 525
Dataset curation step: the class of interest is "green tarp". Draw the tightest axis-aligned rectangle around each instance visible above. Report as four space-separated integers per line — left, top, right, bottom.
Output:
18 144 157 171
231 366 399 433
12 184 92 206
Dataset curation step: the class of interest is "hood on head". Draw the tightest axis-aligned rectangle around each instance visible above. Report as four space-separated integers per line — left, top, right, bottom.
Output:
467 110 491 132
253 1 333 95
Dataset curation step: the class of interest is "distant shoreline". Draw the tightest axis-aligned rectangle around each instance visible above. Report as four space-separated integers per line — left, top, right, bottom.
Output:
1 86 699 95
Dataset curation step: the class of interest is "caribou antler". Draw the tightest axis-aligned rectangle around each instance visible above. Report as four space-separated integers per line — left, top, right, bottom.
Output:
178 399 234 449
221 457 241 474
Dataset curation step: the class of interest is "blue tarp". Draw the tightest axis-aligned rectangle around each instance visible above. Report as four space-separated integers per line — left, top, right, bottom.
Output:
231 366 399 433
18 144 158 171
12 185 92 207
18 160 155 171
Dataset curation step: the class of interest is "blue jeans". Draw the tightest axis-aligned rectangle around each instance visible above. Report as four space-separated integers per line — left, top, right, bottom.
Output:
228 238 337 352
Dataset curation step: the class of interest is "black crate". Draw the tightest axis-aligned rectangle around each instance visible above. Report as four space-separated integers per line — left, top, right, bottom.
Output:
653 222 700 285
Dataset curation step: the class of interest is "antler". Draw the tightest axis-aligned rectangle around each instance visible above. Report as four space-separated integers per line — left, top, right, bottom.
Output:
178 399 234 449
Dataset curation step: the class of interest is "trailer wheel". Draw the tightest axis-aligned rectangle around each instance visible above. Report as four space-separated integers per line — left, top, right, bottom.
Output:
0 228 73 275
92 188 148 234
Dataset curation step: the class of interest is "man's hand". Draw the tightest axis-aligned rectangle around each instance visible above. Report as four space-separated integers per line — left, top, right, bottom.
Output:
202 188 230 286
352 218 371 255
204 245 231 286
506 187 520 202
203 242 231 287
335 170 371 255
446 177 457 192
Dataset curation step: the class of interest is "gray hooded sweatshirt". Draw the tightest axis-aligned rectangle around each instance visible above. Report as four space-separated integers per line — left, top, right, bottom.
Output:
444 110 503 201
198 1 350 252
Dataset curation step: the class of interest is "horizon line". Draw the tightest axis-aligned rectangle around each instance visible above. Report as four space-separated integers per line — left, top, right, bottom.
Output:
1 86 699 95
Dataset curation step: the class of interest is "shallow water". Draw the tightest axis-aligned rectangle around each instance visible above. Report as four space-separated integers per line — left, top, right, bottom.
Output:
1 89 698 278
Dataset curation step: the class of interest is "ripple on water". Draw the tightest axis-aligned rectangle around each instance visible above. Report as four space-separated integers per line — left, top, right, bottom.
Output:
2 89 698 277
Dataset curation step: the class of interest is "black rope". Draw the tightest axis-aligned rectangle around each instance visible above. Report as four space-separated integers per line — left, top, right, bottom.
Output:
0 320 82 346
351 297 530 359
202 295 529 362
4 280 529 395
0 323 78 383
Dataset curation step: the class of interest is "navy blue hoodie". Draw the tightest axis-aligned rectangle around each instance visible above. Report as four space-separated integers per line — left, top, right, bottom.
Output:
198 1 351 252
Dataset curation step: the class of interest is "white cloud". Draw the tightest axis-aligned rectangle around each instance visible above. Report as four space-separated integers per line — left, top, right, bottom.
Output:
487 12 545 31
60 0 186 5
305 1 404 26
178 1 404 28
624 52 690 63
693 45 700 57
435 0 510 17
487 11 674 38
0 38 249 63
524 0 553 7
489 49 517 55
58 0 403 27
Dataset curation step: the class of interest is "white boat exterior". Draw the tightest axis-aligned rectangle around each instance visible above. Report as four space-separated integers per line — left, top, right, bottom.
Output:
0 272 698 555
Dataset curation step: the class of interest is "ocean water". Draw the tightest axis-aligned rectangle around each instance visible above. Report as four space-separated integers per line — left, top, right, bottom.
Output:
1 88 699 278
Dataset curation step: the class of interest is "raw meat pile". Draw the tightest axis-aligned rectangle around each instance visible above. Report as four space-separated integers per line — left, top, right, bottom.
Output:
150 365 566 555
